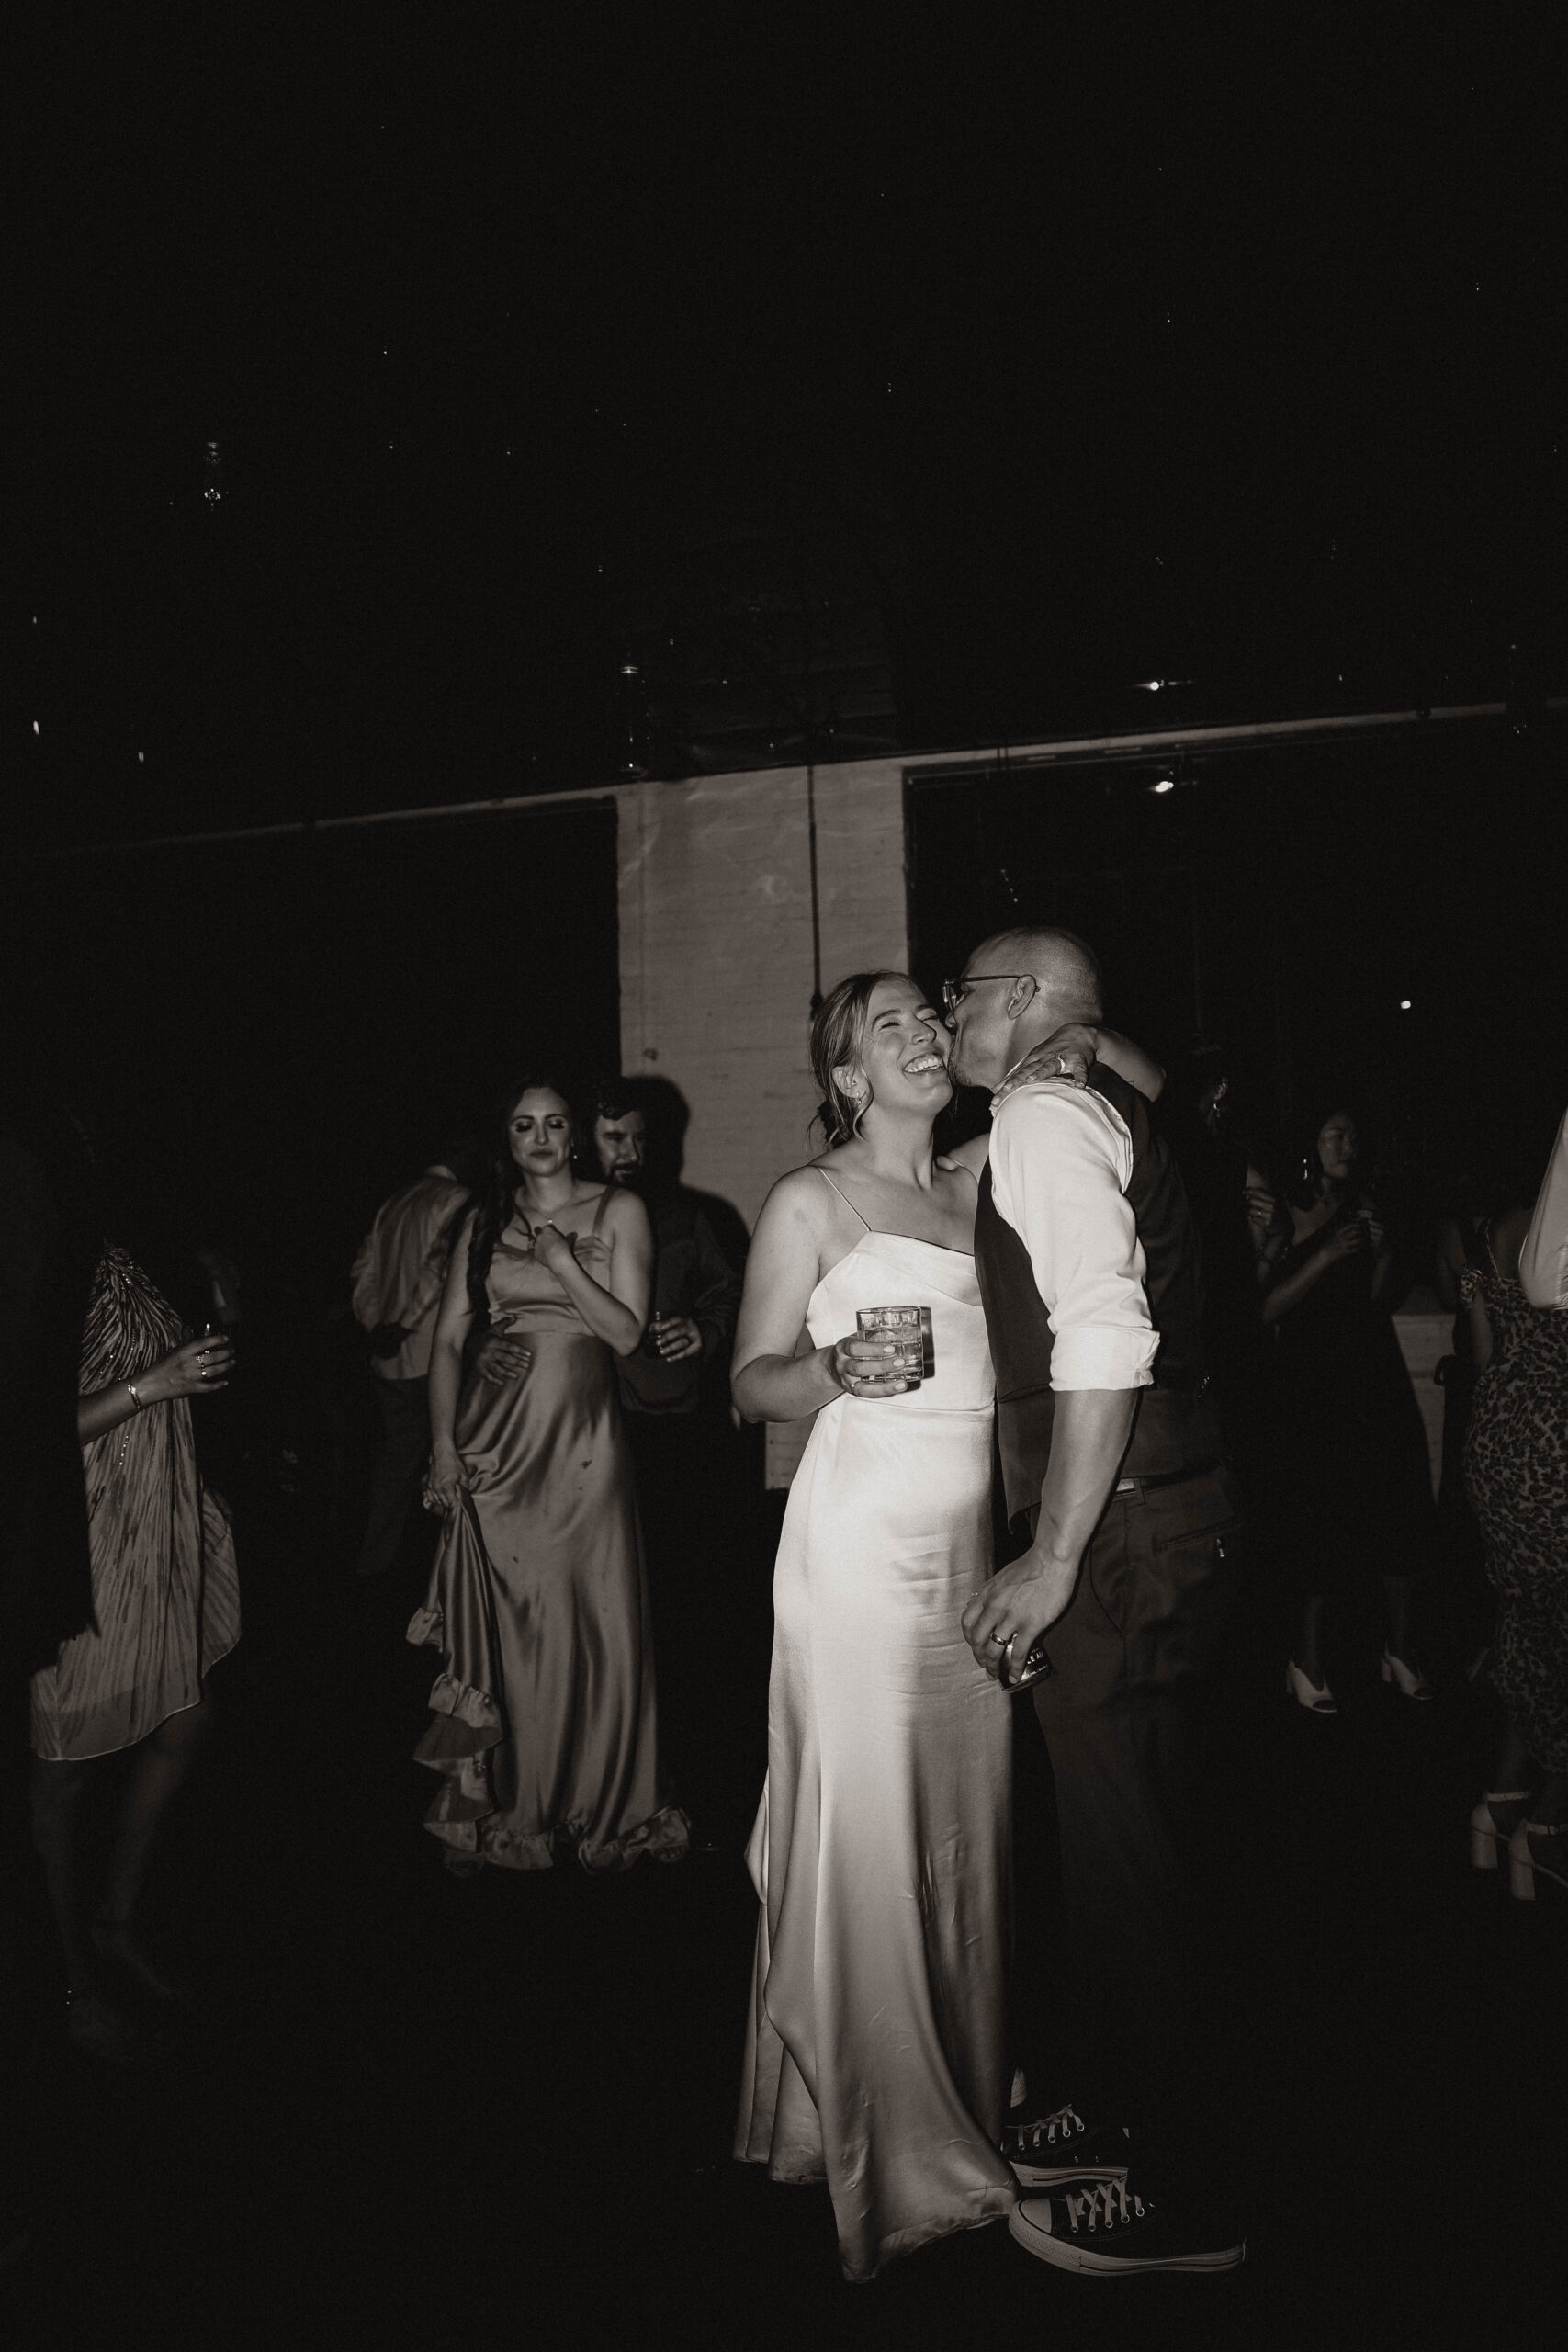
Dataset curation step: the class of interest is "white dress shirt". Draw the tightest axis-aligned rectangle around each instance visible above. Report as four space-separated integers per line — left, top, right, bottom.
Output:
1518 1105 1568 1309
350 1171 470 1381
987 1080 1160 1391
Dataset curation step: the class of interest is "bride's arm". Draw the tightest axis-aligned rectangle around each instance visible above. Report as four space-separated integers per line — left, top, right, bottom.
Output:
1093 1027 1166 1102
990 1023 1166 1108
731 1171 911 1422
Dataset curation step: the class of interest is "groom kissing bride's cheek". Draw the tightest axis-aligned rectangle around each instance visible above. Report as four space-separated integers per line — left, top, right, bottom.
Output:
729 933 1245 2281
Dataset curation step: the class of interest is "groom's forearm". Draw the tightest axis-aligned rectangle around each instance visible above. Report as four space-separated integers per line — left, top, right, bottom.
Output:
1031 1388 1140 1566
963 1387 1142 1670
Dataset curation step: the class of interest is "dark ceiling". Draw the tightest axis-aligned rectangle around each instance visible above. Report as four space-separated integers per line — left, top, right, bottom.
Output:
9 11 1567 847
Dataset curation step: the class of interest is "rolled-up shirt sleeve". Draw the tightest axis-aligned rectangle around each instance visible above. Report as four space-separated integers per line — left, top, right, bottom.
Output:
1518 1106 1568 1310
988 1083 1159 1390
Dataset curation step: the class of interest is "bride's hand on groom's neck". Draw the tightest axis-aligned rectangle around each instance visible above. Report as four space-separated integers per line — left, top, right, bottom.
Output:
990 1023 1099 1108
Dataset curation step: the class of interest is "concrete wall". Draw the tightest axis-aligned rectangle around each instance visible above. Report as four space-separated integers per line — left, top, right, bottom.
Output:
616 758 909 1228
615 756 909 1486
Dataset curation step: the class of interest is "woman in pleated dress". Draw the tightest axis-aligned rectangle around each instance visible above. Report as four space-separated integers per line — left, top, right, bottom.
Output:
411 1077 689 1873
30 1245 241 2059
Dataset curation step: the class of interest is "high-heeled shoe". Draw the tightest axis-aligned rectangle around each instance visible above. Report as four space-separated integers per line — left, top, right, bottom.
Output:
1507 1819 1568 1901
1285 1659 1337 1714
1380 1649 1434 1701
1469 1791 1531 1871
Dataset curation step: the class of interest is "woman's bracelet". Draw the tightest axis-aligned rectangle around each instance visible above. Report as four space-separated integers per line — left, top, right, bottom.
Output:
125 1379 145 1413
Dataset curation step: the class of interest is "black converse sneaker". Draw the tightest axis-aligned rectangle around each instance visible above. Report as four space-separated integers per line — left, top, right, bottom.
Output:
1009 2177 1245 2276
1002 2101 1131 2188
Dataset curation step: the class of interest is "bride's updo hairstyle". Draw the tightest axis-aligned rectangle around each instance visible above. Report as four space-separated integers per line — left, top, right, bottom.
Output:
810 971 908 1148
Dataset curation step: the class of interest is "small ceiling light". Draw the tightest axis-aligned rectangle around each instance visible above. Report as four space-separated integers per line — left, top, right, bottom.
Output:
1150 775 1176 794
1399 999 1412 1011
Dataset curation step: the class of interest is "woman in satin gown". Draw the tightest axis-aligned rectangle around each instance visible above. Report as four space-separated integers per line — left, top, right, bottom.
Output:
731 973 1021 2280
411 1078 689 1873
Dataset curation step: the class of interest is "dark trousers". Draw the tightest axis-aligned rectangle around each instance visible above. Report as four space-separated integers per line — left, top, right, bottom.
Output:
1021 1462 1244 2188
355 1374 431 1578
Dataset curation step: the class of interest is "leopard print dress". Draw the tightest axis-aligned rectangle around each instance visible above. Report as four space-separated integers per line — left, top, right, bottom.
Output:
1461 1246 1568 1771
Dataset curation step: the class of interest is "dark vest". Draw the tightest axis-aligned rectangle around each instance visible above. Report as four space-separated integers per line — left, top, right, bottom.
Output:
975 1065 1217 1532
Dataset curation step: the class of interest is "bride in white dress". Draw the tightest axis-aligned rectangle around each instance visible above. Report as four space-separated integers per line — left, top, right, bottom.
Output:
730 970 1018 2281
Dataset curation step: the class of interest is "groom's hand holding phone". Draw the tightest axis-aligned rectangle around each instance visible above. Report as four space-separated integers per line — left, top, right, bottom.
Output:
964 1389 1140 1682
962 1548 1079 1682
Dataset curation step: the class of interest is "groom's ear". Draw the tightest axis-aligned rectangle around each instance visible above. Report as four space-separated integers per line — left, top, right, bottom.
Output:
1006 977 1038 1017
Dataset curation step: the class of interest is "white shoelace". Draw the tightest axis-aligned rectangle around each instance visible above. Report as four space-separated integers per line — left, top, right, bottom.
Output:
1063 2179 1148 2235
1011 2102 1085 2152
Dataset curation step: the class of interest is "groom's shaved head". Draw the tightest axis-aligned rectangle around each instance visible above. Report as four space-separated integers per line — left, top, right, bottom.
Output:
973 928 1104 1023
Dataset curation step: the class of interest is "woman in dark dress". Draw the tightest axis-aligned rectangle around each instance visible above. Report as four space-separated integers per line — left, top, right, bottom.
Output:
1262 1104 1436 1711
410 1076 689 1873
1461 1200 1568 1898
1165 1044 1280 1507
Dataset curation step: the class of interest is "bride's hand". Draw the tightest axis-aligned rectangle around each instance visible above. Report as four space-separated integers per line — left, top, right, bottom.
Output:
990 1022 1098 1108
828 1333 912 1399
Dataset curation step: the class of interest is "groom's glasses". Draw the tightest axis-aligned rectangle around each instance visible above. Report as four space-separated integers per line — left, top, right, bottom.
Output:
941 974 1031 1018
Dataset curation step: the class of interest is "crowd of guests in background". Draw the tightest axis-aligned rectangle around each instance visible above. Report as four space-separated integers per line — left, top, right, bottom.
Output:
1169 1061 1568 1903
6 1033 1566 2093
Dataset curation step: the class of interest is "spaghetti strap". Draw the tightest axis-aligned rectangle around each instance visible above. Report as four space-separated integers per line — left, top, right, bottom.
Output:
590 1185 615 1239
816 1166 872 1230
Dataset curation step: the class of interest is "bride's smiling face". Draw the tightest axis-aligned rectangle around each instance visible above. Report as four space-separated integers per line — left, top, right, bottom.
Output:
839 978 953 1124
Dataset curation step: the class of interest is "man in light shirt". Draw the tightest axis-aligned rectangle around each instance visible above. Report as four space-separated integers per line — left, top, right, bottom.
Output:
948 926 1245 2278
350 1154 472 1579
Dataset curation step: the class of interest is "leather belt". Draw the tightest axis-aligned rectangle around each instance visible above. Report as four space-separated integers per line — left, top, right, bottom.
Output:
1115 1454 1224 1496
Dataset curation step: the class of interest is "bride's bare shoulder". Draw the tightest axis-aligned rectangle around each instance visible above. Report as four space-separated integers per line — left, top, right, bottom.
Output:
758 1162 835 1227
751 1161 846 1261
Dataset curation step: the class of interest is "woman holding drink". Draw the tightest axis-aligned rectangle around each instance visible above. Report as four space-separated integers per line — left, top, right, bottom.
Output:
730 969 1160 2280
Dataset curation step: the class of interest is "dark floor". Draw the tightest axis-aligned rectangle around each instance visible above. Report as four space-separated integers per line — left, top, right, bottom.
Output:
3 1489 1561 2352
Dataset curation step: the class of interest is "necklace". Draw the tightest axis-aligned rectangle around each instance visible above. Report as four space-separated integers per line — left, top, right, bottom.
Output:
513 1193 576 1250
